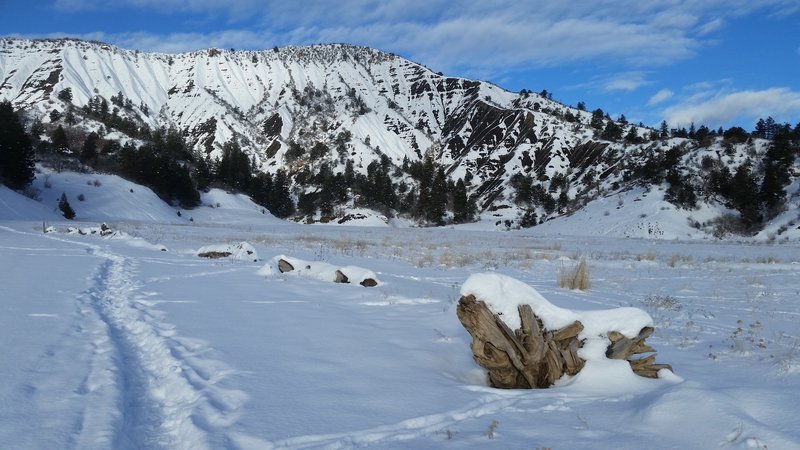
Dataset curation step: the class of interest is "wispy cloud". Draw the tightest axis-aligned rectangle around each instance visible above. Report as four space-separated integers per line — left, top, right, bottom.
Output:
568 72 651 93
663 88 800 128
604 73 651 92
45 0 800 76
697 18 724 36
649 89 674 105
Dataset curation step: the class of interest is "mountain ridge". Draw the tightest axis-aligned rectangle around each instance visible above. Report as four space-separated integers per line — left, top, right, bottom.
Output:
2 37 798 238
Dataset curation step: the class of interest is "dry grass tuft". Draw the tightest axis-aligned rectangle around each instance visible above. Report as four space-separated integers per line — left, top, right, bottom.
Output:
558 258 590 290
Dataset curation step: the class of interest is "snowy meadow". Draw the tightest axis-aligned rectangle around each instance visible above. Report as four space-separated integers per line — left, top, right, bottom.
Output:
1 176 800 449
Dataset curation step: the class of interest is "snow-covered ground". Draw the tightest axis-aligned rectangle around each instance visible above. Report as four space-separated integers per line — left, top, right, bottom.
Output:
2 173 800 449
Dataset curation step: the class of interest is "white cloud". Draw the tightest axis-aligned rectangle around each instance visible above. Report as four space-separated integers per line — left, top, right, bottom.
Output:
697 18 724 36
649 89 674 105
46 0 800 75
603 73 651 92
663 88 800 127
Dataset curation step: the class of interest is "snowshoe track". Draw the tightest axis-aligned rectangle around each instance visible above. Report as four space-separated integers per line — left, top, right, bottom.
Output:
74 242 249 449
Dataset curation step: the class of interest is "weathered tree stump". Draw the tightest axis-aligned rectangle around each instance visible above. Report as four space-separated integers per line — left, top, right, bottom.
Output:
278 258 295 273
334 270 349 283
198 251 232 259
457 294 671 388
359 278 378 287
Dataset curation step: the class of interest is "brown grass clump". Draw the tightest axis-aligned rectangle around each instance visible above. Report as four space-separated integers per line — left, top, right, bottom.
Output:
558 258 590 290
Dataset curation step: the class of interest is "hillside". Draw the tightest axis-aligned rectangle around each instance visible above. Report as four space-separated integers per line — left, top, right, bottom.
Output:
1 37 798 237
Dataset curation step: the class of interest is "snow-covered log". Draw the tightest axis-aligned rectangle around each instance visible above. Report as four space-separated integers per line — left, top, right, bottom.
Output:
457 274 672 389
260 255 380 287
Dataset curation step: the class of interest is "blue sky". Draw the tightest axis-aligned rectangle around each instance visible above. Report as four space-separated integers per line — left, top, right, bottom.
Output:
2 0 799 130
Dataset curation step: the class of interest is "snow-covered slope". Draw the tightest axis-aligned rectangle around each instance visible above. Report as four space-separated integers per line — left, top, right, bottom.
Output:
4 166 287 230
0 38 649 216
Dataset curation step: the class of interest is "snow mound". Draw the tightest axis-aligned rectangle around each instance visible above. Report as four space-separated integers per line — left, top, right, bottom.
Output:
62 224 168 251
300 208 392 227
259 255 380 286
197 242 259 262
461 273 652 336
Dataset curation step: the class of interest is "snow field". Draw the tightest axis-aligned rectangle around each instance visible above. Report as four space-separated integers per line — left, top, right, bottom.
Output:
1 219 798 448
2 173 800 448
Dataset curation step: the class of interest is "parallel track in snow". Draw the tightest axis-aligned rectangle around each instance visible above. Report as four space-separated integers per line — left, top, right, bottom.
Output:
1 226 248 449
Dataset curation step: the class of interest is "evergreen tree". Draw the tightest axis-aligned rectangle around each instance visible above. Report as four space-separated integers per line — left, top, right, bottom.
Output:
413 157 435 220
452 178 476 224
624 126 640 144
600 121 623 141
270 170 295 218
193 154 212 192
51 125 71 154
730 164 762 230
427 168 448 225
58 192 75 219
57 88 73 103
79 132 100 166
297 191 318 216
759 129 795 218
519 209 538 228
0 100 35 189
660 120 669 138
590 108 605 130
216 140 251 191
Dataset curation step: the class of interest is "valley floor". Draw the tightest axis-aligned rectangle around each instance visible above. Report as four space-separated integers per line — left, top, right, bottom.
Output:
1 219 799 449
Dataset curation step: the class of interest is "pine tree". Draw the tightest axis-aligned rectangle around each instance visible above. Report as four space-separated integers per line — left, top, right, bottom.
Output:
79 132 100 166
58 192 75 219
759 130 794 218
427 168 448 225
590 109 605 130
270 170 295 218
730 164 761 230
57 88 73 103
414 157 435 220
51 125 71 154
193 154 212 192
0 100 35 190
601 121 623 141
216 140 251 191
452 178 475 224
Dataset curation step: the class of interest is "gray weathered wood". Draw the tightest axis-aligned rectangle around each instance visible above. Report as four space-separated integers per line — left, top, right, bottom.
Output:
278 258 294 273
457 294 672 388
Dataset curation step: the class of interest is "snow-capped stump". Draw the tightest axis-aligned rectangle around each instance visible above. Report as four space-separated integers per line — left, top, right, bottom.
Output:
265 255 379 287
457 273 672 389
197 242 259 262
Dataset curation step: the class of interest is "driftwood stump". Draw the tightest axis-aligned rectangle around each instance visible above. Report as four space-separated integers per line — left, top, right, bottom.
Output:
457 294 671 388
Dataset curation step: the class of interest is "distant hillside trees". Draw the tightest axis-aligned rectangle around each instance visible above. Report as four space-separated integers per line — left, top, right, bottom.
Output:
118 141 199 208
213 139 295 217
0 100 35 190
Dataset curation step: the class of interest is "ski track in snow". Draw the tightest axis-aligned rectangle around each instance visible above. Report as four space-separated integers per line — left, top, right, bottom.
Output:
80 245 252 449
3 227 251 449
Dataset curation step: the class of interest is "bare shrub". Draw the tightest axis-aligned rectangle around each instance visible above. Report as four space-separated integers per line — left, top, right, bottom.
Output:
668 253 692 268
558 258 590 290
637 251 657 262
